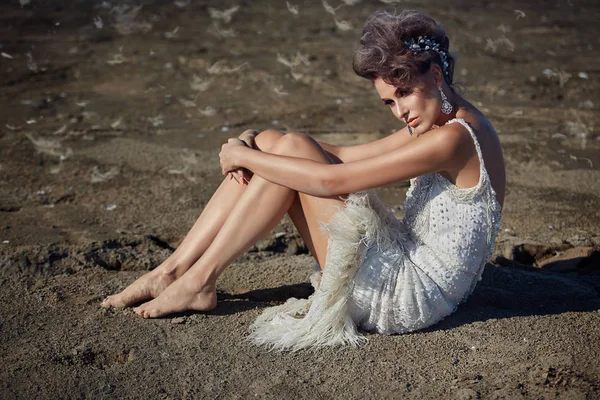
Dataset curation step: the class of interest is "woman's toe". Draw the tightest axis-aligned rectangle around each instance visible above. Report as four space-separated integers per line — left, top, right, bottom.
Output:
100 297 110 307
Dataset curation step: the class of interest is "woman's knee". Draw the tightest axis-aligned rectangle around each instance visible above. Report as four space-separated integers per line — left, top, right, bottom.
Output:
272 132 310 151
270 132 328 160
254 129 284 151
254 130 329 162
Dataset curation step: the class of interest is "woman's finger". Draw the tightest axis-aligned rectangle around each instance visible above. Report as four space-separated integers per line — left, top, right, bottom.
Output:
230 169 245 185
227 138 246 146
239 129 258 149
241 169 252 184
240 129 259 137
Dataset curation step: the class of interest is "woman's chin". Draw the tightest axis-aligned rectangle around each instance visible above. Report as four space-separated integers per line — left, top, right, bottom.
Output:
414 123 436 135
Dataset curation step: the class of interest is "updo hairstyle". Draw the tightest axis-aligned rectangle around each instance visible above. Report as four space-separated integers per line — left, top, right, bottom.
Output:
353 10 455 91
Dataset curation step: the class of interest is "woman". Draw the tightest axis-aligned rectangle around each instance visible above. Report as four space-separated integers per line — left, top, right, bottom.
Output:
102 10 505 351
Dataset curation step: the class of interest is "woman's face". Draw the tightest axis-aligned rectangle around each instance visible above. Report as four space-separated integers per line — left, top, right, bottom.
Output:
374 70 441 135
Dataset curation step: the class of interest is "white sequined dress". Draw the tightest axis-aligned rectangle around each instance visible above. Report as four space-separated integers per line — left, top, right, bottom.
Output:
249 119 502 351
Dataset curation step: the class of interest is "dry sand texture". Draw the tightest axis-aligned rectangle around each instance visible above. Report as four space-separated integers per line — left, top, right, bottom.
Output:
1 0 599 398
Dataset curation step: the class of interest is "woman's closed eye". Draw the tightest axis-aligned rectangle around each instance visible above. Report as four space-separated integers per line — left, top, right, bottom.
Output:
395 87 412 97
383 99 395 107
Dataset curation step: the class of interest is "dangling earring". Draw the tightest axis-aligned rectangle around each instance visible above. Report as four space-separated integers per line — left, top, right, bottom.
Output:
438 86 453 115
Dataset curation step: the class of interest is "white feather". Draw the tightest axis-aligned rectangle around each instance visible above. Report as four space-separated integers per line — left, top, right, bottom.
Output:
247 191 396 351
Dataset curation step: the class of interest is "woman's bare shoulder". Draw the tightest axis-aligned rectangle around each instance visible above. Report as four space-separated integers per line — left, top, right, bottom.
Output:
458 106 506 205
455 102 497 138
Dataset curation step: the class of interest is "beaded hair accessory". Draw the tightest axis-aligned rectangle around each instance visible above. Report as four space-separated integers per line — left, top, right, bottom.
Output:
404 36 450 76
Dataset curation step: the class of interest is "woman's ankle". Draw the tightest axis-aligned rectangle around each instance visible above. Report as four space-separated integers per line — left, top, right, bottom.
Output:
155 257 188 279
180 268 218 293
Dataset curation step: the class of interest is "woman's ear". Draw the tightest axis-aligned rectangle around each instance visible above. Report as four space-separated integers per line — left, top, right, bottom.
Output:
429 63 443 86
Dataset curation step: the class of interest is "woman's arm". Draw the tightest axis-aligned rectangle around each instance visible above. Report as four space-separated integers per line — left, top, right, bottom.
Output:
224 124 470 197
317 126 417 163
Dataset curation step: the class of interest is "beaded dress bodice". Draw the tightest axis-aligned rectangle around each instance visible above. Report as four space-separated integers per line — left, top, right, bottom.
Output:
401 118 502 293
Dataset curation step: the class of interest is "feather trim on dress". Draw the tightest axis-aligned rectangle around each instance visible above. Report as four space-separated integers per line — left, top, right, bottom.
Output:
247 191 396 352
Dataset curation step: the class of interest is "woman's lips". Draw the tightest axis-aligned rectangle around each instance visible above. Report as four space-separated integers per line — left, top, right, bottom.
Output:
407 117 419 128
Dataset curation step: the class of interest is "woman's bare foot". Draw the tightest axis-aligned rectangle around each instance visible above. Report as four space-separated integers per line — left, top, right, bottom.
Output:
101 270 176 308
133 278 217 318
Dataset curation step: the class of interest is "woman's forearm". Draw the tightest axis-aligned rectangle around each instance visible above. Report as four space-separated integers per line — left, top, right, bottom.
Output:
316 141 341 159
232 125 460 199
234 146 334 197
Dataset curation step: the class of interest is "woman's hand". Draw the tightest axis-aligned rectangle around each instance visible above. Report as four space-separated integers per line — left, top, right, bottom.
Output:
238 129 258 149
226 130 258 185
221 138 251 185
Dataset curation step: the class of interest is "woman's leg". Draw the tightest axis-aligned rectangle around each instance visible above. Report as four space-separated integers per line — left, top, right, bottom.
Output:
101 130 285 308
133 133 347 318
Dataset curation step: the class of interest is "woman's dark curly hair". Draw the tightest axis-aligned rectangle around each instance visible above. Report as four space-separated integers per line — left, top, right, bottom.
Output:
353 10 455 91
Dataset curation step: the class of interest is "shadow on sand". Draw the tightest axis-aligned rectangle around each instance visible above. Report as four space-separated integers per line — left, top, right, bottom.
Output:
430 262 600 332
206 260 600 331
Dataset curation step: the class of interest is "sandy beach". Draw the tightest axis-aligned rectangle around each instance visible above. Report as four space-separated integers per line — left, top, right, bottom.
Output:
1 0 599 398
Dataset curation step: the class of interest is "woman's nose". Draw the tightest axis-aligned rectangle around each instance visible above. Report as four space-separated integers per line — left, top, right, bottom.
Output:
394 102 406 120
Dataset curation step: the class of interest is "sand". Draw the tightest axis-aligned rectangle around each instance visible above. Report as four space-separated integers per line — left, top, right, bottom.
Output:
1 0 599 398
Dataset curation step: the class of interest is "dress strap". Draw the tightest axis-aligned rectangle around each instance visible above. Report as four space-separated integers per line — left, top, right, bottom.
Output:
444 118 502 282
444 118 487 187
445 118 484 169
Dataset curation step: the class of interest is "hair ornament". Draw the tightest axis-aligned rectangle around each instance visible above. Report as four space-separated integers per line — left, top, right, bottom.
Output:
403 36 449 76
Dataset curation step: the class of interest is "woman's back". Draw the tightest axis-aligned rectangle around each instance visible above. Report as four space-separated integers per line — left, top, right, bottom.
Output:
459 105 506 208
